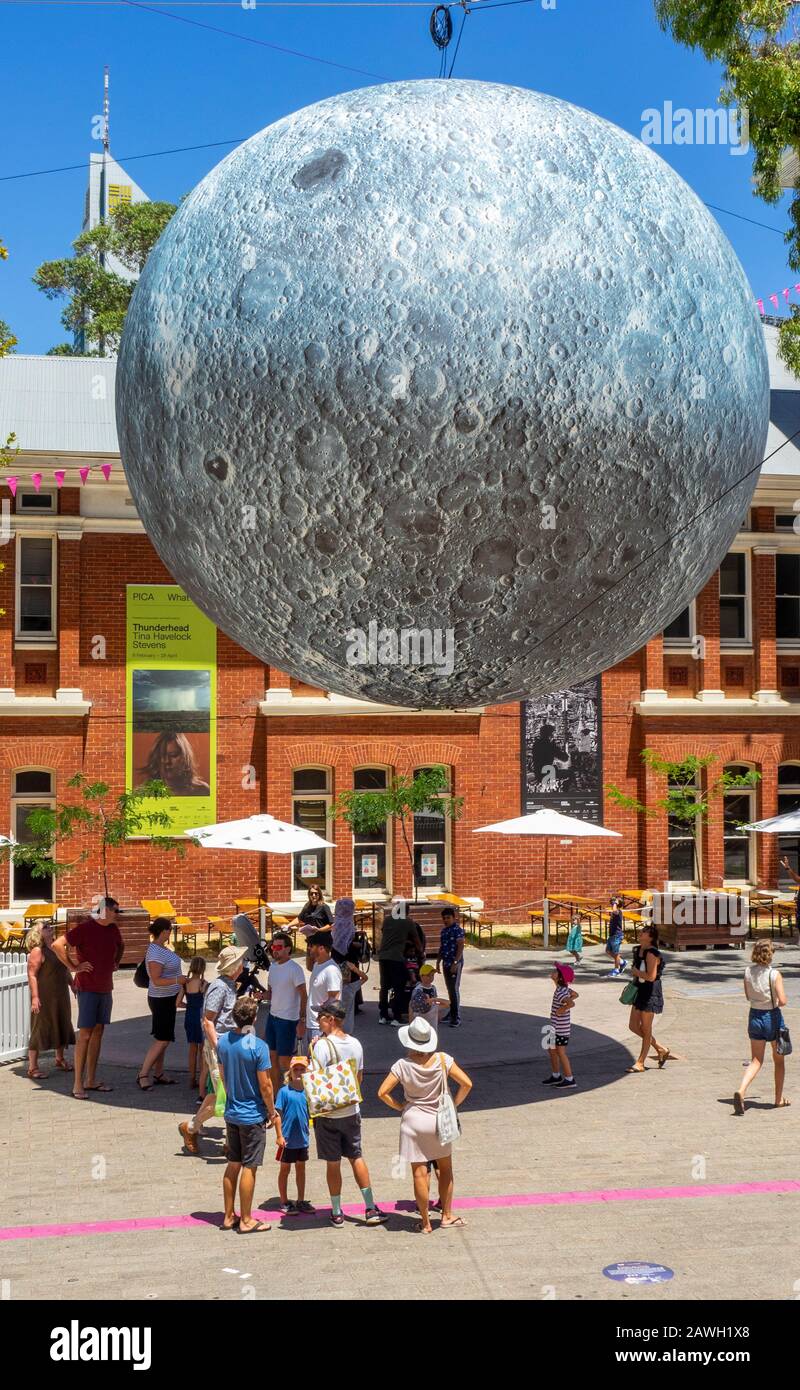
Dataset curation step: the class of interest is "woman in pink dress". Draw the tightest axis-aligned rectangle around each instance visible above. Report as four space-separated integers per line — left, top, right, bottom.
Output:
377 1014 472 1234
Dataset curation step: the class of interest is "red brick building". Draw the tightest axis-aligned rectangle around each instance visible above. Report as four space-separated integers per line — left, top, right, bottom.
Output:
0 324 798 923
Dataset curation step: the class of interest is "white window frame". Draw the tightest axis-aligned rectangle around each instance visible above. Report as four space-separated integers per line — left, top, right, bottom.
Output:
663 599 697 653
15 534 57 643
412 766 452 893
291 766 332 901
777 764 800 893
9 768 55 908
776 551 800 649
351 765 392 899
719 547 751 649
722 764 756 887
666 771 701 890
17 489 56 514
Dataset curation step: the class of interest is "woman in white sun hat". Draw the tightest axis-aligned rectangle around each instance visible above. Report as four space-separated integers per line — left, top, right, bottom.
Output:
377 1014 472 1234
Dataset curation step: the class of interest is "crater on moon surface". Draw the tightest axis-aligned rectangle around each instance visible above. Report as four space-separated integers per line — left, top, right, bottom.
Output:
116 79 770 708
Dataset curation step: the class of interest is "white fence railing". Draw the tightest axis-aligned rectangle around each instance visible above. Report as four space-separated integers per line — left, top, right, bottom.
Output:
0 953 30 1063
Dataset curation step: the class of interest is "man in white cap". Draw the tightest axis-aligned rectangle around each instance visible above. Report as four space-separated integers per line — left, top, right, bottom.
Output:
179 943 248 1155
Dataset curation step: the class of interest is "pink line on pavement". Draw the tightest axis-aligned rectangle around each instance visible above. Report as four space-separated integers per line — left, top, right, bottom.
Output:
2 1180 799 1243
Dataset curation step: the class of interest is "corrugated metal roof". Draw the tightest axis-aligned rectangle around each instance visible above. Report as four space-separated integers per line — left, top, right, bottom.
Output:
0 354 118 454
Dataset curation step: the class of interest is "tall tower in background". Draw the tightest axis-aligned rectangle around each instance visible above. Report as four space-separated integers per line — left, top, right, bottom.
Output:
76 69 150 352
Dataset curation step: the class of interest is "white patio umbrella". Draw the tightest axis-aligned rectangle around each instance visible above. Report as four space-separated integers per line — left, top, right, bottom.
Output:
185 814 336 933
744 809 800 835
474 807 622 945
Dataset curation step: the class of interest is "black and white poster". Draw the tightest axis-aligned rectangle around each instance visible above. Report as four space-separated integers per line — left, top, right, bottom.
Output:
521 676 603 823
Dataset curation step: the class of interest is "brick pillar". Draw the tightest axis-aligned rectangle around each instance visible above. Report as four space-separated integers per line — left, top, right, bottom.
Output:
641 752 669 890
640 636 666 703
752 546 780 703
703 766 725 889
0 520 14 693
695 571 722 700
756 760 778 889
57 532 82 695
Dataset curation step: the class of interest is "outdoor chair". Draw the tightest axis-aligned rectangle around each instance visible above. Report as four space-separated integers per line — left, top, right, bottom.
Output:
207 916 233 948
475 913 494 944
0 922 27 951
174 917 203 950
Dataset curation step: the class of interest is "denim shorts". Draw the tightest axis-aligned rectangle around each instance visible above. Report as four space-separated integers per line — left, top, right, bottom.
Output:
77 990 113 1029
266 1013 299 1057
748 1007 783 1042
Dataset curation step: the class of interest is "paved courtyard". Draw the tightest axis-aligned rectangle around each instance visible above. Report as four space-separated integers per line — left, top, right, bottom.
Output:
2 943 799 1302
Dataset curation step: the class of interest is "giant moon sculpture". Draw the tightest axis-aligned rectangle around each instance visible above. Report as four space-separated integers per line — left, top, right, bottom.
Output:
116 80 770 708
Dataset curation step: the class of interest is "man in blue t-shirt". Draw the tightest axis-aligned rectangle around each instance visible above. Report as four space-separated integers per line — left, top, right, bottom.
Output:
217 995 284 1233
435 908 466 1027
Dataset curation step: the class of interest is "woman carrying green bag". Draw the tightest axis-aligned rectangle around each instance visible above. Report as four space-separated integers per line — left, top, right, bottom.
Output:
625 925 670 1074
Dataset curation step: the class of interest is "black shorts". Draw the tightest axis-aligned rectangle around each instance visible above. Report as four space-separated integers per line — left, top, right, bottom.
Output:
554 1034 569 1049
314 1113 362 1162
225 1120 267 1168
278 1146 309 1165
148 994 177 1043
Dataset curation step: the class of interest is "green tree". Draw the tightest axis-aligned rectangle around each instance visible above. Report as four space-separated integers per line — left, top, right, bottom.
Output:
34 200 177 356
655 1 800 374
333 766 464 901
607 750 760 888
1 773 192 899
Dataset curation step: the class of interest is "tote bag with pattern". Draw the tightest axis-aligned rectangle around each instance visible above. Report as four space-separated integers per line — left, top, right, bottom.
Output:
436 1052 461 1146
303 1037 362 1118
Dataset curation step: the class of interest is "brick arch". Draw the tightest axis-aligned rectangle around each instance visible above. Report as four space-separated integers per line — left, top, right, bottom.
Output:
0 742 70 770
341 743 408 770
280 742 345 769
394 741 465 773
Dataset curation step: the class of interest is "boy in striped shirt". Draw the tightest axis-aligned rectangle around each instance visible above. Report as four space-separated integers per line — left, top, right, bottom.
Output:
542 963 579 1090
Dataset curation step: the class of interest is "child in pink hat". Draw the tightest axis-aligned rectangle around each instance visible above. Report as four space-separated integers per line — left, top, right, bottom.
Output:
542 963 579 1090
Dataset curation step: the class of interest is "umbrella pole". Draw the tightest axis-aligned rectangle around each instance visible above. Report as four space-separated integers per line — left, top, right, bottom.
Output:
543 836 550 949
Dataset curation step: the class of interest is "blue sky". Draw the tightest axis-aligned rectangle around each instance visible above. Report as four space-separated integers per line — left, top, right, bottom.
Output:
1 0 794 352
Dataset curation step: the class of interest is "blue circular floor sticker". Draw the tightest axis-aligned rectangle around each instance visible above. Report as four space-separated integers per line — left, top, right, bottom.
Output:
603 1262 674 1285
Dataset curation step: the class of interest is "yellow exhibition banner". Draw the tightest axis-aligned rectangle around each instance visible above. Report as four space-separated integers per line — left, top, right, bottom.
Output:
125 585 217 836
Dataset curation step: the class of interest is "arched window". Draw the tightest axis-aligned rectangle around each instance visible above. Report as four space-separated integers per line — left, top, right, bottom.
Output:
667 765 699 886
412 766 451 892
291 767 331 898
352 767 391 896
10 769 55 905
777 763 800 889
723 764 755 883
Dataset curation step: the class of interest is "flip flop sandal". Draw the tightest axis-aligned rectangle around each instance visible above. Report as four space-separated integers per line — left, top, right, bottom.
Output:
85 1083 113 1092
27 1070 48 1079
54 1060 73 1072
733 1092 745 1115
657 1049 671 1069
221 1217 241 1232
440 1217 466 1229
152 1075 177 1085
627 1065 646 1073
136 1076 154 1091
775 1099 791 1108
237 1222 271 1234
72 1091 89 1100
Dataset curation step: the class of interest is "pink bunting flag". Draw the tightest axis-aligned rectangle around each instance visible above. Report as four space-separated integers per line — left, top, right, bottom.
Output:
783 288 790 303
100 463 112 482
6 476 18 497
770 294 779 309
795 284 800 294
79 467 90 485
757 298 764 314
54 470 66 488
31 472 42 493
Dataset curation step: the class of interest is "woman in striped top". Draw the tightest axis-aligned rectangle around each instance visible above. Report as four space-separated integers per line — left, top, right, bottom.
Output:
137 918 186 1091
542 963 579 1090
